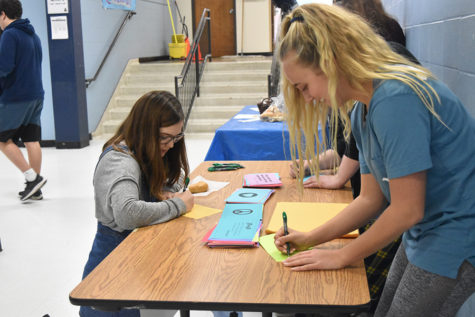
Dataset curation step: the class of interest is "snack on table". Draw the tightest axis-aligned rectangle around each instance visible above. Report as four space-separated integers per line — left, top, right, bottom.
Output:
260 105 285 122
257 97 273 114
189 181 209 193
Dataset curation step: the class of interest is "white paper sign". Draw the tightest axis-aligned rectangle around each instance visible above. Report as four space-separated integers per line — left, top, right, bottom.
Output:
50 16 69 40
47 0 69 14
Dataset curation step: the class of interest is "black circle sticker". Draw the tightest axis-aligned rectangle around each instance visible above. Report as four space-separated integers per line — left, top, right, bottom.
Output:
238 192 258 198
232 209 254 215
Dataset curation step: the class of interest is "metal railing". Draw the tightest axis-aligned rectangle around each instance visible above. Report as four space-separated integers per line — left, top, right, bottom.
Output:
85 11 136 88
174 8 211 128
268 45 281 98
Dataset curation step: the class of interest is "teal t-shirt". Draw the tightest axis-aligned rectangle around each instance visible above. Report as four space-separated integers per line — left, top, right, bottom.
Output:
351 77 475 278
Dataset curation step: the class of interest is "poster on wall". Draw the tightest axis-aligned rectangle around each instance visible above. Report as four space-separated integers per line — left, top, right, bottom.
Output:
50 16 69 40
102 0 136 11
47 0 69 14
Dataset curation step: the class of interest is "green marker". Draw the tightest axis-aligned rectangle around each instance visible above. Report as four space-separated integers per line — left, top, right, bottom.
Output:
283 211 290 256
183 177 190 192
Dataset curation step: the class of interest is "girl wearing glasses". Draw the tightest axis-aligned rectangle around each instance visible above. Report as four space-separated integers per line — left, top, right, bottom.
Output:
80 90 194 317
274 4 475 316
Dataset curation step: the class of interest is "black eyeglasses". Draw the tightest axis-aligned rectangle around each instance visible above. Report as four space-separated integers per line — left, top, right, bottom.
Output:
159 132 184 144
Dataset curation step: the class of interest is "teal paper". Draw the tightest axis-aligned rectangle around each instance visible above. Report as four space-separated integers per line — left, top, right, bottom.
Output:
226 188 274 204
102 0 136 11
209 203 263 241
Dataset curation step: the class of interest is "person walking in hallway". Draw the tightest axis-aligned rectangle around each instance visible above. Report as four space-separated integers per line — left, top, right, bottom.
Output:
0 0 46 201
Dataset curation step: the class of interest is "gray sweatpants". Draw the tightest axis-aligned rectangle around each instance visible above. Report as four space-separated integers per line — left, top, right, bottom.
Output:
374 245 475 317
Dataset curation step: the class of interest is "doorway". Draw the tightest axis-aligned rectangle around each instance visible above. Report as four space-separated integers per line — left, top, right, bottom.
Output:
193 0 236 57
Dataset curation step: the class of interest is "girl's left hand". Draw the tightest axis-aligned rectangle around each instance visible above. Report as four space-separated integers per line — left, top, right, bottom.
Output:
303 175 343 189
162 191 175 199
282 248 347 271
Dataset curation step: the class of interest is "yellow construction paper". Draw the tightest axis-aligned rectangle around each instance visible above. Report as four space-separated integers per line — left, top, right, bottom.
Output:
265 202 358 238
183 204 222 219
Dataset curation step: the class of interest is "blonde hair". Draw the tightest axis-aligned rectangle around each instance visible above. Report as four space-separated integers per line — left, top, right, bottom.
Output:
279 3 441 188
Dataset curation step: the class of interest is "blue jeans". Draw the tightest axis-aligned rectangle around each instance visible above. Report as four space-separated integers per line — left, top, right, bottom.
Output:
80 222 137 317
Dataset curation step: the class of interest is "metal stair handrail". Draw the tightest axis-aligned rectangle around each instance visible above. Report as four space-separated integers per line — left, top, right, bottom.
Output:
174 8 212 128
86 11 136 88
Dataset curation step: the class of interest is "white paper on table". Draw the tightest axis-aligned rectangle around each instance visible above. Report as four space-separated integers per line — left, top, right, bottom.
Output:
234 114 260 120
190 175 229 197
237 118 260 123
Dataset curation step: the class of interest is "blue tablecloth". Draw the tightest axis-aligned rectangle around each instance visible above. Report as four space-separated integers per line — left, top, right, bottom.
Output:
205 106 325 161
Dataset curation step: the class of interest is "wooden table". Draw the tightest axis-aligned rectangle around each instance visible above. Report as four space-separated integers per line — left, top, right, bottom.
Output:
70 161 370 314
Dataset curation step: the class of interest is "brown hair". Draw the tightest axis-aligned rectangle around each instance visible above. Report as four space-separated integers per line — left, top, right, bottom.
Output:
337 0 403 44
338 0 389 23
0 0 22 20
103 90 189 200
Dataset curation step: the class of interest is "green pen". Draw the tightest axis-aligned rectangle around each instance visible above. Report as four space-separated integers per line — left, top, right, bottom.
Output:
282 211 290 256
183 177 190 192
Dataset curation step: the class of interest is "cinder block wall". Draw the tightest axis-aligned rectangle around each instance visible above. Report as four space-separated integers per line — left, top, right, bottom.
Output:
383 0 475 117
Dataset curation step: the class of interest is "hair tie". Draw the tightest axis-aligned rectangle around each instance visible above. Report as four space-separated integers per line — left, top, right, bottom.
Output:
289 16 304 26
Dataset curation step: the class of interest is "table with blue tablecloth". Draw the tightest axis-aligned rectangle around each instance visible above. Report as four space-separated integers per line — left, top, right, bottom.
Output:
205 105 326 161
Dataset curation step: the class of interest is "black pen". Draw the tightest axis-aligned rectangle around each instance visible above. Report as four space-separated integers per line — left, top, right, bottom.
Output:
183 177 190 192
282 211 290 256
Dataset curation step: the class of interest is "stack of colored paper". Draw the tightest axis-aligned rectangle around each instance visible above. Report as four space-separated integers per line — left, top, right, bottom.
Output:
243 173 283 188
225 188 274 204
203 203 263 248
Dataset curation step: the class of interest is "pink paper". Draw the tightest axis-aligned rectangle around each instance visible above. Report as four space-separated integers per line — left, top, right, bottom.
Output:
243 173 282 188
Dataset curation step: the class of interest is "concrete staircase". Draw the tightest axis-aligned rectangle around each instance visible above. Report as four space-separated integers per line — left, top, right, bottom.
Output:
93 56 271 139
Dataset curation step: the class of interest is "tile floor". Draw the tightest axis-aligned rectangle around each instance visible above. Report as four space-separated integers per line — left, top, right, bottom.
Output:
0 135 258 317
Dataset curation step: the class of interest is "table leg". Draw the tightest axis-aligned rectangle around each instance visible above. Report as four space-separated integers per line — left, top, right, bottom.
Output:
180 310 190 317
262 312 272 317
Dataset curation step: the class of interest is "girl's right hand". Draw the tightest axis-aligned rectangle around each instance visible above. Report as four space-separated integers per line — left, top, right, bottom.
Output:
289 160 309 178
175 190 194 212
274 227 312 254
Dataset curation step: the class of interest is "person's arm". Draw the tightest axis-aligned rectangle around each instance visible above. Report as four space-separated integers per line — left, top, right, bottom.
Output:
338 171 425 265
318 149 341 170
0 32 16 77
289 149 341 178
109 179 190 230
163 169 187 195
303 155 359 189
277 171 426 271
275 172 386 252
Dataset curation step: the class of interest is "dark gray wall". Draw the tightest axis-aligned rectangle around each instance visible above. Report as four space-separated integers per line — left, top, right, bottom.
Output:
383 0 475 117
